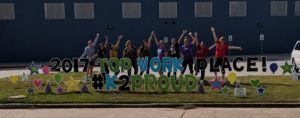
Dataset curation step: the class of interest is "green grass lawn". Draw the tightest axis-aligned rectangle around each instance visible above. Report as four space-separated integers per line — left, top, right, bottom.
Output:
0 72 300 104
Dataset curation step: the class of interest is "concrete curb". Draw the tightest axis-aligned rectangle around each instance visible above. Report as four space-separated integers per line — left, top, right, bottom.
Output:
1 103 300 109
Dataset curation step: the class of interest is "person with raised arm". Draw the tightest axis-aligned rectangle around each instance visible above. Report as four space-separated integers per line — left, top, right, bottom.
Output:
97 35 109 76
109 34 123 75
167 30 186 77
123 40 138 77
80 33 100 77
109 34 123 58
178 30 195 75
189 32 215 80
153 31 167 75
210 27 243 80
138 31 153 75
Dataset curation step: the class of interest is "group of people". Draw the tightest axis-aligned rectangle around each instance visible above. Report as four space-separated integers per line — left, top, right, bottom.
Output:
80 27 243 80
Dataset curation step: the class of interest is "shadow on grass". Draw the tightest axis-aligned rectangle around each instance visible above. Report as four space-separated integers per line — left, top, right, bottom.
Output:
35 91 93 95
37 93 57 95
61 91 93 95
93 91 205 95
263 83 295 87
236 97 250 99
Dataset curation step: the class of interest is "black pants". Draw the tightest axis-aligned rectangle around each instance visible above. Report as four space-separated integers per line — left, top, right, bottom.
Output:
181 59 194 74
167 62 177 77
128 62 138 77
88 60 96 66
214 57 225 74
101 64 109 74
101 64 109 84
167 72 177 77
139 67 150 75
112 63 120 75
139 59 150 75
195 59 205 80
168 56 179 77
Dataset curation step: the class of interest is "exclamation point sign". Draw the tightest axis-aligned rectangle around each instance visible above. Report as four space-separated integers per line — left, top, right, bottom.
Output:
262 57 267 72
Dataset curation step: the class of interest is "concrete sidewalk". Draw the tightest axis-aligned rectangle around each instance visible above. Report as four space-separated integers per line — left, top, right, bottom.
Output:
0 108 299 118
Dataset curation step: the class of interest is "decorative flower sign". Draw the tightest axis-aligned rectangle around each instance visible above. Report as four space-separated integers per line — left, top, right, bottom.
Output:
210 77 225 91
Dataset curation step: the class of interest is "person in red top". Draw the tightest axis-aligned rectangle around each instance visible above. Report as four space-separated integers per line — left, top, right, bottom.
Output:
189 32 215 80
210 27 243 80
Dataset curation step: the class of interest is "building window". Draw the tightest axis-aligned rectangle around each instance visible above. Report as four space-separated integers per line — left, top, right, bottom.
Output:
74 3 95 19
229 1 247 17
44 3 65 19
195 2 213 17
0 3 15 20
271 1 288 16
159 2 177 18
122 2 141 18
295 1 300 16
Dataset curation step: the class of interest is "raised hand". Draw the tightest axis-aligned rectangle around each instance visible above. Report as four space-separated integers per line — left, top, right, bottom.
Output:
104 35 109 40
210 27 218 42
118 34 123 39
210 27 215 32
151 31 155 36
183 29 188 34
